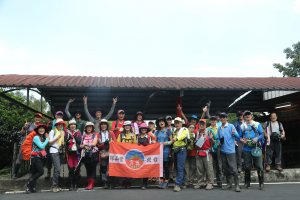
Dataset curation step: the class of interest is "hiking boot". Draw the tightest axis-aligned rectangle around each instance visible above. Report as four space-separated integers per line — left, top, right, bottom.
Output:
265 165 271 172
173 185 181 192
276 165 283 172
222 176 233 190
258 170 264 190
205 183 213 190
244 170 251 189
234 175 241 192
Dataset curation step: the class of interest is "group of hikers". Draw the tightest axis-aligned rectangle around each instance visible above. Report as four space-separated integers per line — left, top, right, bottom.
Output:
12 96 286 193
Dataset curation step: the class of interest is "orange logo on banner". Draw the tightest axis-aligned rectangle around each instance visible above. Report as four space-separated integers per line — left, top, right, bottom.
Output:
109 142 163 178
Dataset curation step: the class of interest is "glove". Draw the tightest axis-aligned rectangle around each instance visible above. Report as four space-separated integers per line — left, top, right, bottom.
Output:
252 137 258 144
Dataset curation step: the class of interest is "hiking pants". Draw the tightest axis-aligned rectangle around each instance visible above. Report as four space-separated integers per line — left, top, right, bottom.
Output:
50 153 61 186
212 148 223 184
243 151 263 171
196 154 214 185
235 141 244 170
175 148 187 186
221 152 238 177
185 156 196 184
266 140 282 165
28 157 44 188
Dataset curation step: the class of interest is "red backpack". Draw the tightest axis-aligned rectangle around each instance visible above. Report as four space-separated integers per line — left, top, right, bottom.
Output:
21 131 37 160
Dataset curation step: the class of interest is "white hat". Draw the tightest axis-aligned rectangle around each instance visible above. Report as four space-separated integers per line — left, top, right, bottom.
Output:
123 121 132 126
69 119 76 125
55 118 66 126
100 119 109 124
174 117 183 123
85 121 95 128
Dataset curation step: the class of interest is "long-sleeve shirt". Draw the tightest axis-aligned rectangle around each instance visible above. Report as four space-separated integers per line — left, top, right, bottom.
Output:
84 102 116 132
217 123 239 154
240 121 264 152
32 136 49 158
207 125 219 152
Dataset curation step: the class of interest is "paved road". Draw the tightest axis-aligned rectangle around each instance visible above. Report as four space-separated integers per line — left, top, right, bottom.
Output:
1 184 300 200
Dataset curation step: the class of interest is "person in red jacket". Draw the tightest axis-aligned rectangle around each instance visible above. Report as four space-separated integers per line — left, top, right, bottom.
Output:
194 119 214 190
111 109 125 139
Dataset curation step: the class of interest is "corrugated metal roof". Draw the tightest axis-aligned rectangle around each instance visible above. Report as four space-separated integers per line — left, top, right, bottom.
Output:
263 91 298 100
0 74 300 90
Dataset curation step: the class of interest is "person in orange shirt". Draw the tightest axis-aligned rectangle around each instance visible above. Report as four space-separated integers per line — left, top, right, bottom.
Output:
111 110 125 139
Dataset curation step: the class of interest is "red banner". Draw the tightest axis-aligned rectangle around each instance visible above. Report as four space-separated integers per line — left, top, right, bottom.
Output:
108 142 163 178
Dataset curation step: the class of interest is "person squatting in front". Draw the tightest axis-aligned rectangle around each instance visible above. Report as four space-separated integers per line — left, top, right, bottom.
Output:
137 123 157 189
240 111 265 190
80 122 99 190
172 117 189 192
65 119 82 191
25 124 49 193
194 119 214 190
97 119 116 189
217 113 241 192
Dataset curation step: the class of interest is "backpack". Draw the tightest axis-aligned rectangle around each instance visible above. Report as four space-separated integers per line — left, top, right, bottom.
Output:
21 131 37 160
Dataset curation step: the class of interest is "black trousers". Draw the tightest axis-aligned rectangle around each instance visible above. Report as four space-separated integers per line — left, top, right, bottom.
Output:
221 152 238 177
266 140 282 165
29 157 44 187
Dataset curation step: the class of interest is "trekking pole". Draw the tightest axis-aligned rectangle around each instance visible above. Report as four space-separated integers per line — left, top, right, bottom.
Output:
74 149 85 175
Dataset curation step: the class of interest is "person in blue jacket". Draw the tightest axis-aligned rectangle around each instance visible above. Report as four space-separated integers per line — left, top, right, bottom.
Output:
25 124 49 194
217 113 241 192
155 117 172 189
240 111 264 190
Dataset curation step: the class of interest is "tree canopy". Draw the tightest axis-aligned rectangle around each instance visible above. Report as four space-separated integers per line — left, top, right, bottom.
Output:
273 41 300 77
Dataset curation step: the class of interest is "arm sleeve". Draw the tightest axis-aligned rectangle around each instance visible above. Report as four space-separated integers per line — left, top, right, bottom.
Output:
231 125 240 140
257 124 264 141
33 136 49 149
103 102 116 120
84 103 95 122
65 101 72 120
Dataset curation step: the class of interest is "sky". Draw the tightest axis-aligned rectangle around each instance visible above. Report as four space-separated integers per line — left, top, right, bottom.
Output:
0 0 300 77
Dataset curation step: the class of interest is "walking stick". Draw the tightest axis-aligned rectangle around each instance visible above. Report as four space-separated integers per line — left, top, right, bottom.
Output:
74 149 85 174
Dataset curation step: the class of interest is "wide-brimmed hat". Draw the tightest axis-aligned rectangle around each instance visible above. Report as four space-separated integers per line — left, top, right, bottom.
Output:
165 115 172 120
68 119 76 126
34 124 47 133
55 118 66 126
139 123 150 132
100 119 109 126
85 121 95 128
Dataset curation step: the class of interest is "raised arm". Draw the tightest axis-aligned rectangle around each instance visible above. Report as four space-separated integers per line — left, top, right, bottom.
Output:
65 98 75 120
103 97 118 120
83 96 95 122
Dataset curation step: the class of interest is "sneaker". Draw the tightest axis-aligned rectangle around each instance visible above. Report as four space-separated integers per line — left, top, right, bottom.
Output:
194 184 201 189
162 182 168 189
158 182 164 189
265 165 271 172
52 186 60 193
141 186 146 190
205 184 213 190
276 165 283 172
24 184 31 194
173 185 181 192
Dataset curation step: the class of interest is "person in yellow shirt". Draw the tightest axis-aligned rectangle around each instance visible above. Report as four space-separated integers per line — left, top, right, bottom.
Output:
172 117 188 192
117 121 137 144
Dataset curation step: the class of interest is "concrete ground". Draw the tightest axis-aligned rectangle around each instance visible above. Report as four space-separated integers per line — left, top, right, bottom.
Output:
1 184 300 200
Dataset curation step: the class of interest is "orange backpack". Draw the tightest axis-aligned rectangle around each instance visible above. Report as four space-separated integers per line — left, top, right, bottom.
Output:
21 131 37 160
